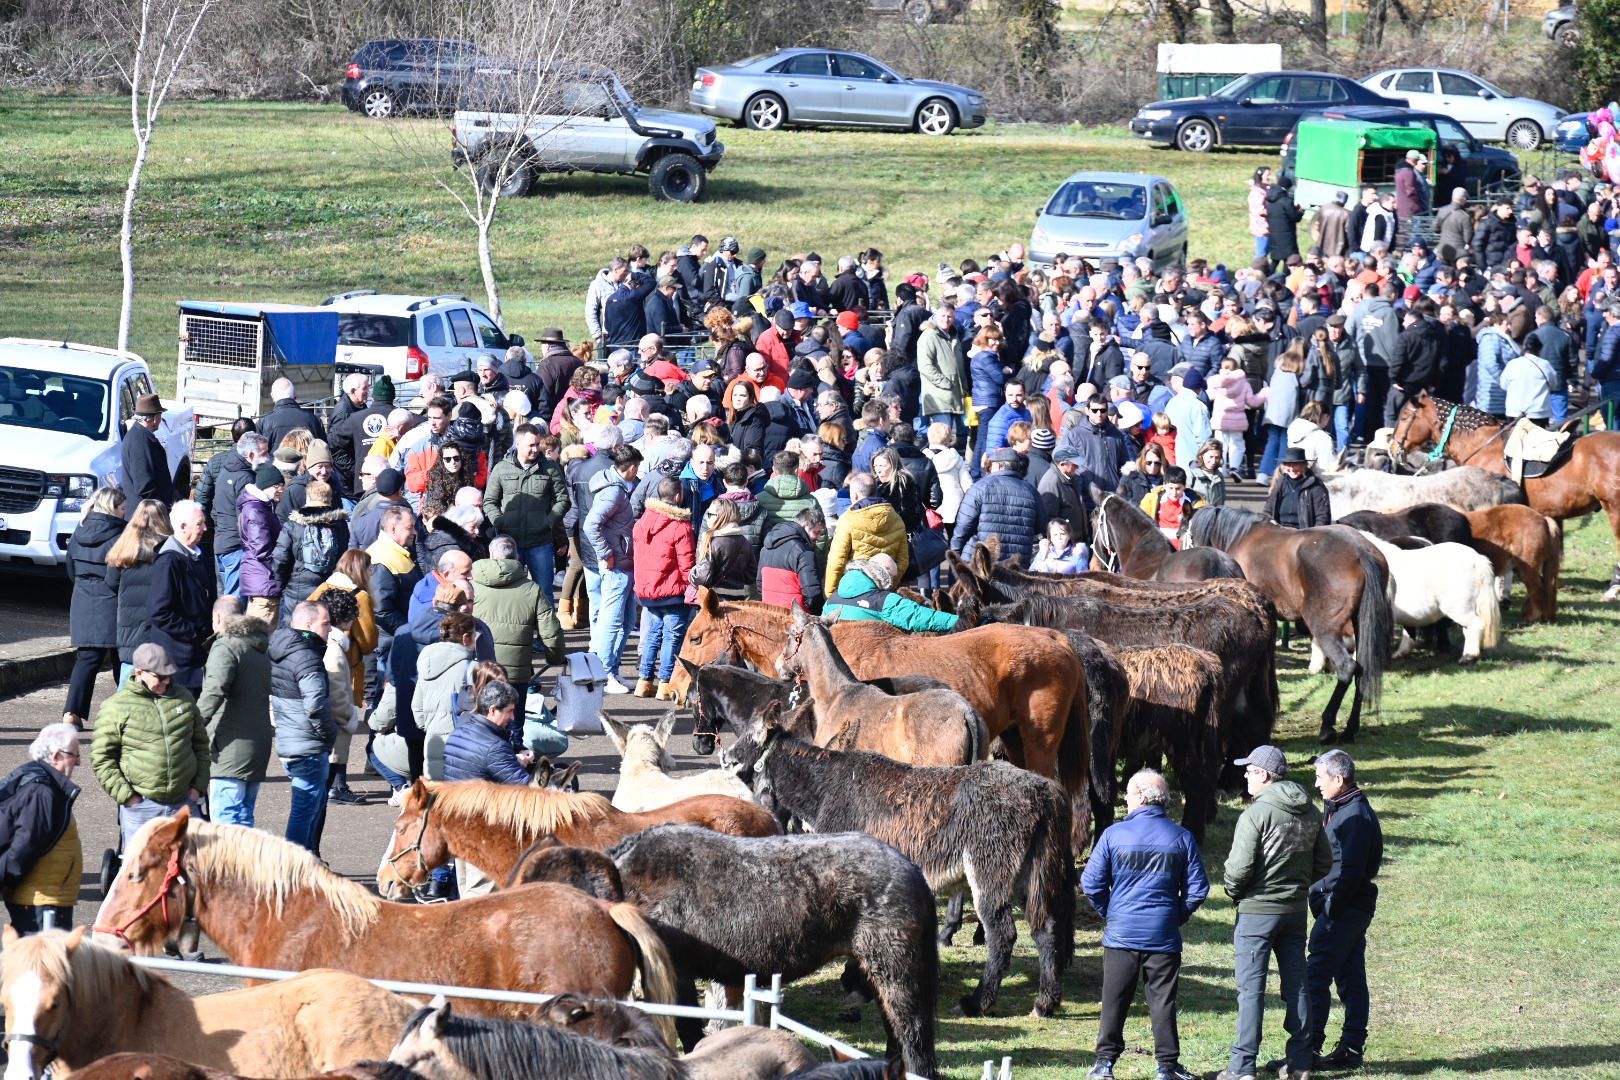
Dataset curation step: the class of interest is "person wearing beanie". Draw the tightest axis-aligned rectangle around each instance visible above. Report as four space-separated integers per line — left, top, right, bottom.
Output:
278 438 348 521
238 462 287 625
837 307 873 355
1166 366 1212 471
349 467 407 551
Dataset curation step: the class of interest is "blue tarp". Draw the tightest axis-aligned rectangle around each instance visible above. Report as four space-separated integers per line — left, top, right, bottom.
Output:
177 300 337 365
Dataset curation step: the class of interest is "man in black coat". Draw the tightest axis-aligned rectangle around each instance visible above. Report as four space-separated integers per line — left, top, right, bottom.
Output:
1471 201 1518 271
146 500 218 696
336 376 397 489
0 723 81 933
205 428 269 598
828 255 869 313
1386 297 1446 427
887 283 931 364
119 394 177 506
324 372 371 485
1265 179 1305 268
255 378 326 454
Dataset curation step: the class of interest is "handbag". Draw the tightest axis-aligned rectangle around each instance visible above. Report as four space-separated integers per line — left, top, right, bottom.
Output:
909 527 949 575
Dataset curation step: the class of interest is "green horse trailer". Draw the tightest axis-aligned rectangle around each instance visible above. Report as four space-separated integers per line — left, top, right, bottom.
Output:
1286 117 1436 211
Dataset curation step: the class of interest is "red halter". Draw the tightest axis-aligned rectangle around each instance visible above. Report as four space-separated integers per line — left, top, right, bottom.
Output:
93 847 186 949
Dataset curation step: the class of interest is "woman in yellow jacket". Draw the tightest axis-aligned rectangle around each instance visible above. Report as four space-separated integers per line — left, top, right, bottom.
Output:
0 723 83 933
309 548 376 804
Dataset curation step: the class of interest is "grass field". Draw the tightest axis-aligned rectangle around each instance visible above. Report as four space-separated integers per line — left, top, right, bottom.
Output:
4 90 1620 1079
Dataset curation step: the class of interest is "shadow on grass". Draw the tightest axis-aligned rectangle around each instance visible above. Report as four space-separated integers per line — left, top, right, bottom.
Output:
1379 1044 1620 1074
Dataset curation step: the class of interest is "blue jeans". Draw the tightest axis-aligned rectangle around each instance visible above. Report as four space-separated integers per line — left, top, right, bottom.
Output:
1601 382 1620 429
1255 236 1270 259
1231 910 1312 1076
1306 907 1372 1054
919 412 966 450
1332 404 1352 451
118 795 196 854
638 599 694 683
281 755 329 851
587 565 634 673
368 737 409 790
519 543 556 606
1548 391 1569 425
215 549 243 598
1258 423 1289 479
208 778 260 828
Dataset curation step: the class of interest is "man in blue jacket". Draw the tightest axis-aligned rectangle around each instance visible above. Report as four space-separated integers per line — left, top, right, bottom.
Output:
950 447 1044 564
1082 769 1208 1080
443 678 533 897
602 269 657 349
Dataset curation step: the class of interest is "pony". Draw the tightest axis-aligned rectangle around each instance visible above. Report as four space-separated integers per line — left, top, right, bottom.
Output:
601 712 756 811
0 926 414 1080
667 590 1094 848
723 706 1075 1019
1113 644 1228 841
91 812 678 1028
1353 531 1501 662
684 1027 820 1079
66 1059 422 1080
375 779 780 897
1323 464 1526 516
1464 504 1563 623
505 825 939 1077
533 757 582 791
389 996 684 1080
776 606 987 766
1392 395 1620 595
1088 488 1246 581
1337 504 1474 547
782 1062 903 1079
1186 506 1393 744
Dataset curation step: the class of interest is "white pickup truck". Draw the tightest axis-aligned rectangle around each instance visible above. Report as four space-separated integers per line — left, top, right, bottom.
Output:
0 338 195 572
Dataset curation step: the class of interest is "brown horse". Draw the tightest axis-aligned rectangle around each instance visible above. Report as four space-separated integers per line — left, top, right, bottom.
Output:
68 1058 418 1080
1463 504 1564 623
1394 390 1620 596
1087 488 1246 582
776 606 986 766
91 811 679 1028
1187 507 1394 744
665 590 1093 847
375 779 780 896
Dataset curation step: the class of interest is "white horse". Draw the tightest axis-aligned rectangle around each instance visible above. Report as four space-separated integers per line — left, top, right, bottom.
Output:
1325 466 1524 517
602 713 757 812
1355 531 1502 662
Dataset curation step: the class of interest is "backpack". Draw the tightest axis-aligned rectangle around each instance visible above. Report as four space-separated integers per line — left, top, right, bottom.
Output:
299 522 338 576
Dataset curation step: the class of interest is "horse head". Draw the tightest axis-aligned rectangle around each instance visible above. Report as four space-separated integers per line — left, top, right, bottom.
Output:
0 926 89 1080
531 757 582 792
666 591 780 705
375 780 448 900
1391 390 1440 456
388 995 457 1076
92 808 193 958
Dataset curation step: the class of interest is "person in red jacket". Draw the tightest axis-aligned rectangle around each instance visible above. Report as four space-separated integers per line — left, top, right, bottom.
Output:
753 306 805 391
631 477 696 699
757 506 827 613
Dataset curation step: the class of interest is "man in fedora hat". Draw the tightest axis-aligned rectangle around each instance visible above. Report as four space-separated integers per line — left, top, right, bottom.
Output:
535 326 581 410
119 393 177 505
1263 447 1331 528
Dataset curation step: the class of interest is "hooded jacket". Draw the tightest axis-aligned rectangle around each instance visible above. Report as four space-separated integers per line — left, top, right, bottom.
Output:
1391 316 1447 391
502 356 547 417
208 450 254 555
917 321 967 416
268 625 334 759
91 676 208 805
1082 804 1209 952
758 521 823 613
196 615 274 782
237 485 282 599
691 524 756 601
486 453 570 549
308 574 378 702
1223 780 1333 914
826 497 909 593
67 510 124 649
756 473 816 533
471 558 564 683
633 499 696 602
951 470 1045 564
824 567 958 632
924 445 971 525
272 505 350 608
1207 367 1268 433
1263 470 1332 528
583 467 635 572
412 639 475 780
703 491 769 554
0 761 80 907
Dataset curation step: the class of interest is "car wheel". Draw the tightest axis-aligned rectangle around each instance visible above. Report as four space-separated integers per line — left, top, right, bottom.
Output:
476 156 534 199
1175 118 1215 153
903 0 933 24
915 98 957 136
744 94 786 131
361 88 396 120
1556 22 1579 45
649 152 706 203
1506 119 1543 151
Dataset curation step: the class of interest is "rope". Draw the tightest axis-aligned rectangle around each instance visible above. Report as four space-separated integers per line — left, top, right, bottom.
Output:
1427 405 1459 464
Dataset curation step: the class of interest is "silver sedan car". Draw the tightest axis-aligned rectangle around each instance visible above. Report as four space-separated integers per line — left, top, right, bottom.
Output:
689 48 986 136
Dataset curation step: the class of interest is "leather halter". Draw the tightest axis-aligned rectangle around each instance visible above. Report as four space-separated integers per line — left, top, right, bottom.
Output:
384 793 437 896
93 847 187 949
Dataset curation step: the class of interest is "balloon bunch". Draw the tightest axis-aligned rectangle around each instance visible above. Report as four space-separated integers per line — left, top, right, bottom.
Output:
1579 104 1620 183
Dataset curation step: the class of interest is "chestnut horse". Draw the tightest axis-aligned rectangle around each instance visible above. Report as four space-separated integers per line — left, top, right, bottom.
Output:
1087 489 1246 582
1393 391 1620 596
66 1059 418 1080
375 779 780 896
92 811 679 1028
1464 504 1563 623
665 590 1093 848
0 928 414 1080
1187 507 1394 744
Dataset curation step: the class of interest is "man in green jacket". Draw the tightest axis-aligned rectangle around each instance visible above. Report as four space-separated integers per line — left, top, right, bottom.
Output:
472 537 565 725
823 554 958 633
484 424 570 605
1219 745 1333 1080
195 597 273 828
92 643 209 853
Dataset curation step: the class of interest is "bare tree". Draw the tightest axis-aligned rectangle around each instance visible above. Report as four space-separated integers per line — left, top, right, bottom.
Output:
374 0 642 327
93 0 217 352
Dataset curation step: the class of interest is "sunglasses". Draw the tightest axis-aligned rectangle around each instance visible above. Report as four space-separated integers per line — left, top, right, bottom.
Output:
1088 407 1107 415
441 454 462 463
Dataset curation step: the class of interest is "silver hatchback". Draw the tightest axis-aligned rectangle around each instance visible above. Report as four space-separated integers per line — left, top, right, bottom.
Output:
1029 172 1190 271
689 48 986 135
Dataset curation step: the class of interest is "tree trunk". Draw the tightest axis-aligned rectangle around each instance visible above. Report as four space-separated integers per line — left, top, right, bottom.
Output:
1209 0 1236 40
1309 0 1329 50
118 132 152 354
477 211 503 328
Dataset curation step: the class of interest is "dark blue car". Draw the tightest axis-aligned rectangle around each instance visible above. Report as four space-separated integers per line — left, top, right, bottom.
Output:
1129 70 1407 152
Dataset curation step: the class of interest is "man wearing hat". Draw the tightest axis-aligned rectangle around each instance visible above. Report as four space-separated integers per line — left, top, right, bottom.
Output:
1039 446 1089 537
784 367 821 436
1264 447 1331 528
837 309 873 355
92 641 209 852
119 393 178 506
1219 745 1332 1080
670 359 716 421
753 307 802 391
278 439 345 520
533 327 580 411
951 446 1045 564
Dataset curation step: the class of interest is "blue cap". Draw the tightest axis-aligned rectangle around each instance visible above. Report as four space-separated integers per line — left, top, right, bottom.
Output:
790 301 814 320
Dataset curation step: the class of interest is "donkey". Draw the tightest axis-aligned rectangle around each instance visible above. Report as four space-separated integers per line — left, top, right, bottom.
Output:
601 712 756 811
725 701 1077 1019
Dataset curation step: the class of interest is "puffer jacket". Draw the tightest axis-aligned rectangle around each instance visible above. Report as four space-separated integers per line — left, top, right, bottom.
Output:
1473 325 1520 415
691 525 757 601
196 615 273 782
67 510 124 649
268 625 334 759
412 640 475 780
472 557 564 683
107 558 159 665
950 471 1045 564
1207 368 1268 432
0 761 79 907
583 467 635 572
702 492 769 554
825 497 909 593
757 521 823 613
925 445 971 525
633 499 696 602
1223 779 1333 915
970 348 1007 416
823 568 958 632
91 677 208 805
485 453 570 549
1082 805 1209 953
237 485 282 599
444 716 530 786
756 473 816 533
147 536 216 686
272 505 349 609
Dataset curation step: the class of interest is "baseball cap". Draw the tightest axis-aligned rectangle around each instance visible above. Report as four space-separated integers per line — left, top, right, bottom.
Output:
374 468 405 496
719 236 740 253
903 272 930 291
790 301 814 320
1233 744 1287 776
1053 447 1081 463
986 446 1021 465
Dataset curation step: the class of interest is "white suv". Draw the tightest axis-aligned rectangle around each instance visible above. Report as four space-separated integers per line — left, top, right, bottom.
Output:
320 291 525 404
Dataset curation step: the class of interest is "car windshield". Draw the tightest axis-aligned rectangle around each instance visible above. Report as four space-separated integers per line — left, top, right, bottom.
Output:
1045 182 1146 220
0 367 109 439
1209 74 1259 100
338 314 411 348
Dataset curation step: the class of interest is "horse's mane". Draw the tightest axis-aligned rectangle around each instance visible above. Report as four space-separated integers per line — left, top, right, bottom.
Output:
983 593 1071 627
711 599 791 628
428 780 615 840
1426 396 1503 433
401 1003 683 1080
1 932 159 1014
1187 506 1265 550
184 819 380 938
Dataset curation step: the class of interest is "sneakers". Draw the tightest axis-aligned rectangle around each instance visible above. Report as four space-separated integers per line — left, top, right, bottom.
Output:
1086 1060 1113 1080
633 677 656 698
604 676 632 695
1215 1071 1257 1080
328 785 367 805
387 786 406 808
1156 1066 1198 1080
1262 1060 1317 1080
1316 1046 1363 1070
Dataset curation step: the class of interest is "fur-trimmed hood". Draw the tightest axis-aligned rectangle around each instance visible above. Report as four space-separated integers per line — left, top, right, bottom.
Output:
644 498 691 521
288 506 349 527
217 614 271 648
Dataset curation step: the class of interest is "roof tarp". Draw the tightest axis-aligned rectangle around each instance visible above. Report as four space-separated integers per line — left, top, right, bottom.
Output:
1155 43 1282 74
1294 119 1436 184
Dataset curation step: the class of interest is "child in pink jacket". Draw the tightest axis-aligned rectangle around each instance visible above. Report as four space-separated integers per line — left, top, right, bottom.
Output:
1208 355 1269 480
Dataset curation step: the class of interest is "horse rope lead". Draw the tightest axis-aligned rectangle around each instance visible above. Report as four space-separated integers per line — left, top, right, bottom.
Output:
91 846 187 950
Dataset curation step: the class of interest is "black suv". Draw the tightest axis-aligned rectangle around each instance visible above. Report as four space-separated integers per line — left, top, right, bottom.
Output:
342 39 483 119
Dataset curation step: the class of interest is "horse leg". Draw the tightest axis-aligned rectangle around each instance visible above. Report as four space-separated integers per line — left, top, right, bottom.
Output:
939 892 968 946
1342 669 1366 743
838 958 875 1021
1308 640 1327 674
1393 627 1414 659
961 900 1018 1018
858 943 938 1080
1031 921 1064 1018
674 974 705 1052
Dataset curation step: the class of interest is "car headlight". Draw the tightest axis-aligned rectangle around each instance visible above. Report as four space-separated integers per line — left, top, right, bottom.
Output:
967 95 984 105
1032 225 1050 247
1137 109 1171 121
49 474 98 513
1120 233 1147 255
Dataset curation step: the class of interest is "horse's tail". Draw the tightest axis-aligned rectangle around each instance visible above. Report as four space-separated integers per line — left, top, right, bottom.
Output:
1472 555 1502 650
964 705 987 763
1354 546 1393 715
1025 790 1077 975
607 902 680 1048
